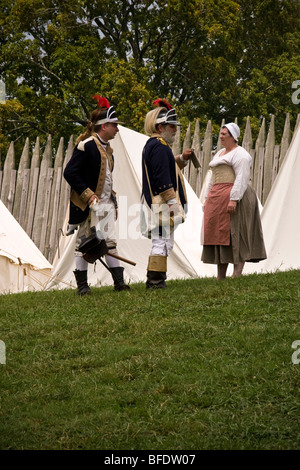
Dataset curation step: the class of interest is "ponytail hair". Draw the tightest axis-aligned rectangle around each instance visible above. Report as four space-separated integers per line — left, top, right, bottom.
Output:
76 108 108 144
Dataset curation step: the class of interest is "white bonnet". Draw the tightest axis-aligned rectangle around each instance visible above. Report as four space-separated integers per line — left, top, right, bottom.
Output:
223 123 240 141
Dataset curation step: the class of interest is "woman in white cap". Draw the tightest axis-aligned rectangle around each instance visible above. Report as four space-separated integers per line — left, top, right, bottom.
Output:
201 123 266 279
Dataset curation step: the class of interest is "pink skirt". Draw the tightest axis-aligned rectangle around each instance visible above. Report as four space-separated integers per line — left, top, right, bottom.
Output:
202 183 233 245
202 184 267 265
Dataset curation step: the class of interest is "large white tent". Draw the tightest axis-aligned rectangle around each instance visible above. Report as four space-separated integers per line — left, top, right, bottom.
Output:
2 123 298 295
46 126 215 291
244 122 300 275
0 200 52 294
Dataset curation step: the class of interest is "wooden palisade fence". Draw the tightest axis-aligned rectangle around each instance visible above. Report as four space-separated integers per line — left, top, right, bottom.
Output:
0 113 299 264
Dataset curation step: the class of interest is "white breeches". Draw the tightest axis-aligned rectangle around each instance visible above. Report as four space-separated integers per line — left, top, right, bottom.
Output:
150 228 175 257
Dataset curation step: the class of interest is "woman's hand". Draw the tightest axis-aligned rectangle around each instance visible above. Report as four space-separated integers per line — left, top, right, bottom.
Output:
227 200 237 214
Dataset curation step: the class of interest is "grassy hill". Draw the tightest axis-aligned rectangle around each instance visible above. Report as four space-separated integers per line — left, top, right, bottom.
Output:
1 270 300 450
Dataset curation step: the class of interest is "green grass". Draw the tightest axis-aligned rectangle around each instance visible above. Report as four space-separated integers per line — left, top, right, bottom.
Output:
1 270 300 450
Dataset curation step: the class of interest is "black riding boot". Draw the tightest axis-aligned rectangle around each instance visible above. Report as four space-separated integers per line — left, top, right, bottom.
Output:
73 270 91 296
110 267 130 291
146 255 167 289
146 270 167 289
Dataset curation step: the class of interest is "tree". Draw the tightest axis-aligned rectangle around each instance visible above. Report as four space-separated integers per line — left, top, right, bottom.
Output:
0 0 299 158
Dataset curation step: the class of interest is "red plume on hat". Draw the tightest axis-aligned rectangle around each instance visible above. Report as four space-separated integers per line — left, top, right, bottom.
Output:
93 94 110 109
153 98 173 110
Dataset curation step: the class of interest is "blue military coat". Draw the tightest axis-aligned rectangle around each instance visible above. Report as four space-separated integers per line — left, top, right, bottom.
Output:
142 136 187 209
64 137 115 224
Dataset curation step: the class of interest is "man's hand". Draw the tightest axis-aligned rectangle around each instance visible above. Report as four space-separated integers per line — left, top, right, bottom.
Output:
168 202 180 217
182 148 193 161
88 194 100 206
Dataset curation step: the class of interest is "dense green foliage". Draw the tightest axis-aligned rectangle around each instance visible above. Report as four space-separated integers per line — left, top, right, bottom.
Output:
1 270 300 450
0 0 299 156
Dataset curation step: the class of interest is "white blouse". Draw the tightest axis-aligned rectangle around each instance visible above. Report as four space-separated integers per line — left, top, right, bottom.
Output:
205 146 251 201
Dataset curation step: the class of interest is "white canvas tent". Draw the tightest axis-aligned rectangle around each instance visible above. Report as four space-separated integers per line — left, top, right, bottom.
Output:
244 122 300 275
0 200 52 294
2 123 298 296
46 125 215 291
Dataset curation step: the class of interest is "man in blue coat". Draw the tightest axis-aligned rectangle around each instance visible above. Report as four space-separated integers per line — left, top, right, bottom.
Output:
64 96 130 295
141 99 193 288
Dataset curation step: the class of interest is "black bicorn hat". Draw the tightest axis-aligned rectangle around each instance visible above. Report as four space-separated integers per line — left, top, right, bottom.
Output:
93 94 124 125
153 98 181 126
